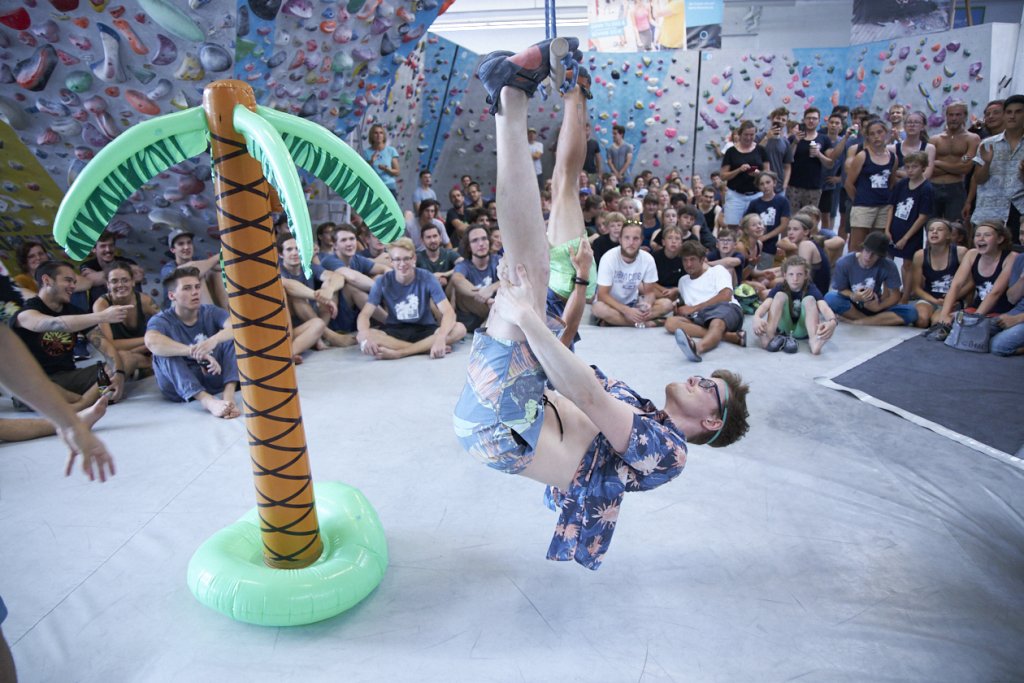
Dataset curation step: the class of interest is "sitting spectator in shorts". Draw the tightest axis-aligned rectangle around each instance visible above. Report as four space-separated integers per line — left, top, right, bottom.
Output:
278 235 354 348
885 151 934 302
356 238 466 360
911 218 967 330
978 243 1024 356
450 225 501 332
825 231 918 326
667 241 747 362
416 223 461 288
752 256 837 355
784 213 832 295
592 211 625 266
12 261 131 409
160 229 227 309
592 221 675 327
706 228 746 287
321 224 390 330
144 267 240 418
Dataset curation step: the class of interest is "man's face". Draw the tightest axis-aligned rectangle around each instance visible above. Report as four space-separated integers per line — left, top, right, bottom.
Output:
784 265 809 291
422 228 441 252
619 226 642 257
827 116 843 135
613 128 623 142
888 105 904 124
857 250 881 269
334 231 358 258
1002 102 1024 134
450 189 464 208
527 130 537 143
490 228 502 253
984 103 1005 131
420 172 432 187
171 276 202 310
487 203 497 220
419 204 437 222
94 238 116 264
717 236 735 255
682 254 704 277
461 175 472 188
467 185 481 204
667 375 726 428
317 227 335 250
701 189 716 205
171 236 194 262
468 228 490 258
678 212 695 231
281 239 300 267
389 247 415 277
642 200 658 217
44 266 77 304
945 106 967 131
771 114 787 130
803 112 820 130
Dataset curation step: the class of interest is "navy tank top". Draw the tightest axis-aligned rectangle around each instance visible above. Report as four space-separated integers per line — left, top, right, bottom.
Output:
854 150 893 207
970 251 1012 313
921 245 959 297
894 138 927 170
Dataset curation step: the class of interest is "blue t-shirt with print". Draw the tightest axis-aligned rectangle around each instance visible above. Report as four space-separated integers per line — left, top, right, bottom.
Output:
831 253 902 296
454 254 500 288
367 268 446 326
147 304 229 345
744 194 791 254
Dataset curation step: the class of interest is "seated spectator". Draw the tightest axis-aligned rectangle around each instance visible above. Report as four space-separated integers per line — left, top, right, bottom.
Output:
885 150 934 301
784 213 832 294
80 231 143 305
160 229 227 309
145 267 240 418
667 241 747 362
825 231 918 326
696 186 724 235
911 218 968 329
445 187 470 243
582 195 603 235
450 225 501 332
752 256 837 355
12 261 131 408
93 261 159 376
358 229 389 265
639 193 661 248
744 171 791 268
706 228 746 287
404 199 450 251
356 238 466 360
592 211 624 265
12 241 85 298
937 219 1017 325
977 241 1024 355
489 226 503 256
465 181 485 211
412 169 437 213
652 225 685 301
416 223 461 288
277 235 355 348
592 221 675 328
315 222 337 260
738 213 777 298
322 224 390 321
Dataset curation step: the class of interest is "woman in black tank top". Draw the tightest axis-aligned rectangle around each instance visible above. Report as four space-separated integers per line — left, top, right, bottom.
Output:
912 219 966 327
937 221 1015 324
891 111 935 180
93 262 160 376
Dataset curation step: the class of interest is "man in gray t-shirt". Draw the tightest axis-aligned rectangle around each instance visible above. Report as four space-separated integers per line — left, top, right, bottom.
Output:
606 124 634 183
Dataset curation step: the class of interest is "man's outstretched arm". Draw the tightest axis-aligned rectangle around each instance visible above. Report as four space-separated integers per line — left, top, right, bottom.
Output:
0 326 115 481
492 264 636 453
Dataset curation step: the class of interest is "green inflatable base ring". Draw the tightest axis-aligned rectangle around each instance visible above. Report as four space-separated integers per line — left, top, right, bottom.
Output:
187 481 387 626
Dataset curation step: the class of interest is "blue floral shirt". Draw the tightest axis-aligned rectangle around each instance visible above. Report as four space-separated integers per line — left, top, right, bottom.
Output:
546 367 688 570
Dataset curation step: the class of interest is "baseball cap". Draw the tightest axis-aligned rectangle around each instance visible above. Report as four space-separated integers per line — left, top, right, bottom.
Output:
167 228 194 249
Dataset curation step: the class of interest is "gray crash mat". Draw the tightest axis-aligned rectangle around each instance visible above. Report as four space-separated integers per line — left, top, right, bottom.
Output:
818 334 1024 461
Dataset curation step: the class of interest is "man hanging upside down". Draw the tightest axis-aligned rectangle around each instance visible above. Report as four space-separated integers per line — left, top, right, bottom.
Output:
454 38 751 569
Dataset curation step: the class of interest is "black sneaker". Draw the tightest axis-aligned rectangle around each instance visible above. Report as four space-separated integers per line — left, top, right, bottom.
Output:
782 334 799 354
476 37 579 113
766 333 786 352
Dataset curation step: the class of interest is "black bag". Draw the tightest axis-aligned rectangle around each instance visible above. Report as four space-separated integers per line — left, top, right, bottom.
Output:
944 311 992 353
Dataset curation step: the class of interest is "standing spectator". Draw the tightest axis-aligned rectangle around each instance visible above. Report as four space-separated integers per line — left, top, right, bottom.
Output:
582 122 603 184
667 241 747 361
969 99 1005 139
720 121 770 227
412 170 437 213
356 238 465 360
887 103 906 142
825 232 918 327
758 107 794 190
528 128 544 190
364 123 400 198
930 102 981 222
885 151 934 298
744 171 791 268
145 267 240 418
845 119 894 253
891 111 935 181
819 112 850 231
784 108 835 212
968 94 1024 240
591 222 674 327
606 124 634 184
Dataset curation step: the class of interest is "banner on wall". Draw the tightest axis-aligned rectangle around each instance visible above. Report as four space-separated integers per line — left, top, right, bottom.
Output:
851 0 953 44
588 1 695 52
686 0 723 49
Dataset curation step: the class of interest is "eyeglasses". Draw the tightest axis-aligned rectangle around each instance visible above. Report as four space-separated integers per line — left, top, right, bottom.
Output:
390 256 414 263
698 376 729 445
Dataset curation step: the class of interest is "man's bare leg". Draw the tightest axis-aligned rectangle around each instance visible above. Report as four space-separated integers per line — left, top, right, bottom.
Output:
487 86 552 342
373 324 468 360
547 78 589 248
195 389 239 418
0 394 108 442
292 318 325 355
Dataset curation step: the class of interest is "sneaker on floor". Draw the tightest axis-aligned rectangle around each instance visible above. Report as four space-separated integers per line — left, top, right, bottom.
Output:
476 37 578 113
674 328 702 362
765 333 787 352
782 334 799 354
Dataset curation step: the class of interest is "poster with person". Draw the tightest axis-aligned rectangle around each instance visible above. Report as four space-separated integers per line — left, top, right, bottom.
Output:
589 0 706 52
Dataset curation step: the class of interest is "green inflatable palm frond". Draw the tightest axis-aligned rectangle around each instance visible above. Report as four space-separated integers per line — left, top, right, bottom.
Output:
233 105 315 277
255 106 404 244
54 107 209 260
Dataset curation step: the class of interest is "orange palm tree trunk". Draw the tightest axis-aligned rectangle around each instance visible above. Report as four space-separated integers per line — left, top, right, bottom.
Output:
203 80 322 569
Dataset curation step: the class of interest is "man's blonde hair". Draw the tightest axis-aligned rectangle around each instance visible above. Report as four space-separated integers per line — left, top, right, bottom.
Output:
388 237 416 257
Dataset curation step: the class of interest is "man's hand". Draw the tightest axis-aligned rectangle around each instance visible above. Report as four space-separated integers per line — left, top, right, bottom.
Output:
61 423 116 483
429 334 448 359
979 143 994 167
107 372 126 402
99 304 133 324
676 304 697 317
191 338 217 360
202 354 223 376
623 306 646 325
357 333 380 357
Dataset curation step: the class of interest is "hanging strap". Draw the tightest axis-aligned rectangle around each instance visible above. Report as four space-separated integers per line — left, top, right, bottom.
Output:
545 0 557 39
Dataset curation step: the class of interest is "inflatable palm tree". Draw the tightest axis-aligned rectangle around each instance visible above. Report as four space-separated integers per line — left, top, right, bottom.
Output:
54 80 399 625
